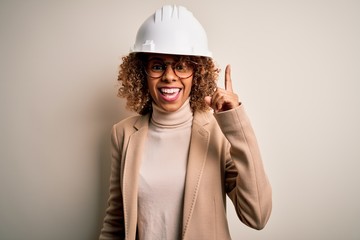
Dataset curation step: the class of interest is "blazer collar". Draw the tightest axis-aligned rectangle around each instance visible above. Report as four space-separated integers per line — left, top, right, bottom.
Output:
133 114 150 131
123 114 150 239
182 111 212 239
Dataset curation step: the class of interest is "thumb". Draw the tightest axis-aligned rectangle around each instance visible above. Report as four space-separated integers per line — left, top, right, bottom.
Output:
204 96 212 107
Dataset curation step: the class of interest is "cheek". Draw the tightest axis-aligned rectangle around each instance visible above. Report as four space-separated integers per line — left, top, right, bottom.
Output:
146 79 156 97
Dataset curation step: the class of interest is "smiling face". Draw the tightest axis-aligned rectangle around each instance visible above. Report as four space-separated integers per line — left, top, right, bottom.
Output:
145 54 194 112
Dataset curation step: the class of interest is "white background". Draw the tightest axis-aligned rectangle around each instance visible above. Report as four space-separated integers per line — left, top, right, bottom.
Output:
1 0 359 239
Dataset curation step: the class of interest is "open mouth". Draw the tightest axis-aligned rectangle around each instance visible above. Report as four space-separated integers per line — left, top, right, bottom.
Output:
159 88 181 101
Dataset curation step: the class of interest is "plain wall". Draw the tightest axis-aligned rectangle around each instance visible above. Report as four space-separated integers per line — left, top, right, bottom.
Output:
1 0 359 239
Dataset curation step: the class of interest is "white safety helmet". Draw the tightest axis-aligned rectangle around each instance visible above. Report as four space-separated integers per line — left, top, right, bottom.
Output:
130 5 212 57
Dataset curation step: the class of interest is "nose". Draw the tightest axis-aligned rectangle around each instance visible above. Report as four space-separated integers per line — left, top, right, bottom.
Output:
162 64 178 82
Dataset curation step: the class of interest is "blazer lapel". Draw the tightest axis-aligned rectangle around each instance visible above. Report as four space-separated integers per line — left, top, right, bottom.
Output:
182 111 210 239
123 115 149 240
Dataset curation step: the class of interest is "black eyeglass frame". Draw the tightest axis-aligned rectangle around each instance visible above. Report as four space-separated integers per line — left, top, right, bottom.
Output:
143 59 198 80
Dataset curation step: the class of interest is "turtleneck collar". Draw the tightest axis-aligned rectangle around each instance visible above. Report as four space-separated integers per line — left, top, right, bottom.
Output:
151 98 193 128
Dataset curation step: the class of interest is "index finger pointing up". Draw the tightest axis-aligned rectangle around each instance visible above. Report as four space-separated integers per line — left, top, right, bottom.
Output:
225 64 233 92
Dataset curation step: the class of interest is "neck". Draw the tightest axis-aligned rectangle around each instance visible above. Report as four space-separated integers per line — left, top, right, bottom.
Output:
151 99 193 128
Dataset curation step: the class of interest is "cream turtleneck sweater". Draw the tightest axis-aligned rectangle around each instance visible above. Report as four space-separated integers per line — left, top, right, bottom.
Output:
138 99 193 240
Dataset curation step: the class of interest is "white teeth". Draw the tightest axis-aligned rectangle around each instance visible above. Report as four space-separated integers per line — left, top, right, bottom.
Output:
160 88 180 94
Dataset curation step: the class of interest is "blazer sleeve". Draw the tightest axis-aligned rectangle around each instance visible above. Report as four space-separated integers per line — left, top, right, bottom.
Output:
214 104 272 230
99 125 125 240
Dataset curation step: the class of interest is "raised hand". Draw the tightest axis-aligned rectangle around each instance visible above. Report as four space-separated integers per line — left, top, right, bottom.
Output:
205 64 240 113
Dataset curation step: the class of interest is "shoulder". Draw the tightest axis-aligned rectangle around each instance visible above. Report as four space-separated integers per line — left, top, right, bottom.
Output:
110 114 150 149
193 110 216 126
193 110 223 136
114 115 141 129
112 114 150 134
194 105 250 136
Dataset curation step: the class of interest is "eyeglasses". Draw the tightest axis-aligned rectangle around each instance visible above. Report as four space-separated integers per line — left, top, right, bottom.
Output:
144 59 195 79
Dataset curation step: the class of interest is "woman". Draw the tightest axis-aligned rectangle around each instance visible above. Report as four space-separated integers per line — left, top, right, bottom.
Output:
100 5 272 240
